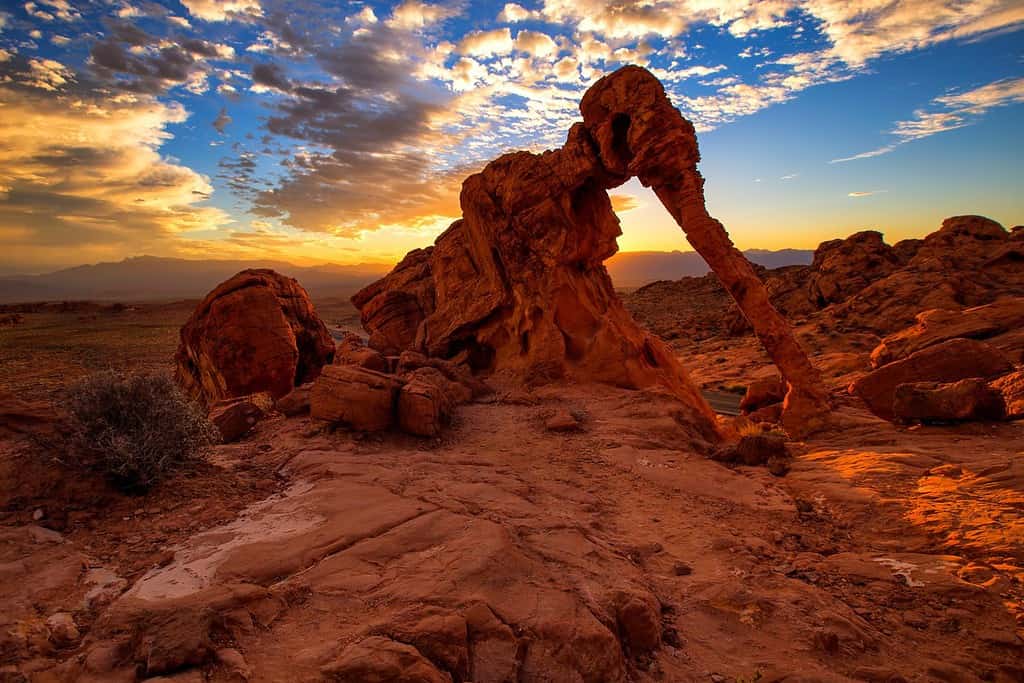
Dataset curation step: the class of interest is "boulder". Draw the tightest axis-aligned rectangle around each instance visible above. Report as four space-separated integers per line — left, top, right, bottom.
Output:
354 65 830 440
398 368 458 437
209 393 273 443
335 332 388 372
310 365 402 431
990 370 1024 420
739 376 786 414
850 338 1014 419
806 230 901 307
273 383 313 417
871 298 1024 368
893 379 1005 423
711 433 790 475
397 351 483 401
175 270 334 404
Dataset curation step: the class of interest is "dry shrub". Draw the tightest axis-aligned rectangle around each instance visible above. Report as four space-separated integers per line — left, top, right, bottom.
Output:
64 370 218 491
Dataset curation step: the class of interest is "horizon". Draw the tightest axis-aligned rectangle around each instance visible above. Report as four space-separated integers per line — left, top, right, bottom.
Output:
1 1 1022 273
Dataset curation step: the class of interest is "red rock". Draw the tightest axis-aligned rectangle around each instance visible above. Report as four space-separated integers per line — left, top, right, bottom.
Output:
310 365 402 431
614 592 661 654
355 66 829 440
713 433 789 467
397 351 484 401
351 249 434 356
893 379 1006 423
209 392 273 442
321 636 450 683
398 369 456 437
335 332 388 372
746 403 783 425
273 383 312 416
545 409 581 432
990 370 1024 420
739 376 786 414
871 298 1024 368
175 269 334 404
0 389 55 438
806 231 901 307
851 338 1014 418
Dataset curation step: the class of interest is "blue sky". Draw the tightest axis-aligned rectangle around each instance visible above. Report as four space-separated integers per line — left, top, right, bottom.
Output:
0 0 1022 273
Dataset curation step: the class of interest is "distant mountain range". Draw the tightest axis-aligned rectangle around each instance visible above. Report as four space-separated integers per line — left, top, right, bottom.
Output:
0 249 814 303
605 248 813 288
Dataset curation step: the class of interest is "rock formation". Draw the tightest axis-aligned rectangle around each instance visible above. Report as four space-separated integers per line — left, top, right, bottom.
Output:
871 297 1024 368
175 269 335 404
630 215 1024 344
892 379 1005 423
354 66 828 438
850 338 1014 419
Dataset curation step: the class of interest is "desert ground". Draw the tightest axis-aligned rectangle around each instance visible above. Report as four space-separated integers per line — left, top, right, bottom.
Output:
2 269 1023 681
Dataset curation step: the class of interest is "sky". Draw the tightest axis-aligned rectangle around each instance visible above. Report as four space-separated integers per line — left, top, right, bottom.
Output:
1 0 1022 275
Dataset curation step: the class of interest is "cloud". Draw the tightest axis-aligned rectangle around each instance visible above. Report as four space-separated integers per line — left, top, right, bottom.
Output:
498 3 537 22
385 1 459 30
24 57 73 90
848 190 886 197
458 28 514 56
212 107 231 133
609 193 640 213
251 61 292 92
0 84 229 271
779 173 799 180
514 30 558 58
180 0 262 22
831 76 1024 162
89 20 237 95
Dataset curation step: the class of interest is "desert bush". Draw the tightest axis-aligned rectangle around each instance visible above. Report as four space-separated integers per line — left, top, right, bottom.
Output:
64 370 218 490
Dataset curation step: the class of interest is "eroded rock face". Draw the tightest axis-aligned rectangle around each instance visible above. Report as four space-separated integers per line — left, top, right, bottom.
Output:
806 231 902 308
871 298 1024 368
850 338 1014 419
175 270 335 404
355 66 828 438
892 379 1005 423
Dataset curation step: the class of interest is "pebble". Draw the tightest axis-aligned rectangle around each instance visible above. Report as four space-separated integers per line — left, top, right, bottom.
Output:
45 613 80 646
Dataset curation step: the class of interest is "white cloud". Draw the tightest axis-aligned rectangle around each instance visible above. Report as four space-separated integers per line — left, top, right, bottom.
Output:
498 3 537 22
180 0 262 22
386 1 458 30
514 30 558 58
458 28 514 56
848 190 886 197
831 77 1024 162
24 58 73 91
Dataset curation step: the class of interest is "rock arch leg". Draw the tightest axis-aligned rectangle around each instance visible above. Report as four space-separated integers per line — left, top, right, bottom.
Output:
652 169 831 436
581 66 830 436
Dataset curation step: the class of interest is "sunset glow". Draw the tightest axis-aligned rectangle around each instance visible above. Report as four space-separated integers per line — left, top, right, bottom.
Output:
2 0 1022 274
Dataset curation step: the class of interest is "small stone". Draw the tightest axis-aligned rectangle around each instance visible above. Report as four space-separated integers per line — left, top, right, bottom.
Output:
45 613 80 646
767 455 791 477
545 409 581 432
673 562 693 576
32 508 44 521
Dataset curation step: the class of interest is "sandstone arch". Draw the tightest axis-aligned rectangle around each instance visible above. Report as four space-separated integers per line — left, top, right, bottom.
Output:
354 66 829 437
